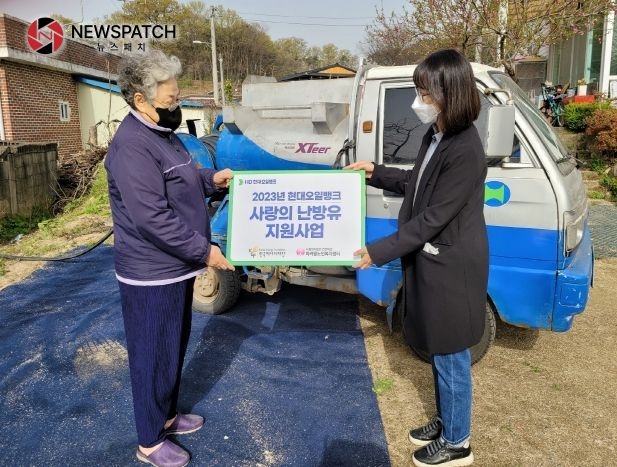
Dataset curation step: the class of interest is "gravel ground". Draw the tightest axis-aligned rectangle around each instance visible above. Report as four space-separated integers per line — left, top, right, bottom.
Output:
589 204 617 258
359 257 617 467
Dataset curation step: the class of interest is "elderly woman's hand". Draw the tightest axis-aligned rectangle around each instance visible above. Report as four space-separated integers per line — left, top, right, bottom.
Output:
213 169 233 189
206 245 235 270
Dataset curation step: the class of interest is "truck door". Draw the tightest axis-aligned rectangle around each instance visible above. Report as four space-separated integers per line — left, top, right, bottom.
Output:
356 83 430 305
358 81 559 330
365 84 429 240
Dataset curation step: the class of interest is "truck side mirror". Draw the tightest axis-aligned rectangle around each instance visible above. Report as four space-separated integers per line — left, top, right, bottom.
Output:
479 105 515 158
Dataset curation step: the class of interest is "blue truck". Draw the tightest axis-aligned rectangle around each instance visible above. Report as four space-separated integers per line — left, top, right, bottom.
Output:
178 62 594 364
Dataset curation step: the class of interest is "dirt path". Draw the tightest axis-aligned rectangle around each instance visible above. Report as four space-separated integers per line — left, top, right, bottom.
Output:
359 258 617 466
0 230 110 290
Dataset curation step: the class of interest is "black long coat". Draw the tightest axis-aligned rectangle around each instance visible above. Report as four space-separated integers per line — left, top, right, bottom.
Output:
367 125 489 354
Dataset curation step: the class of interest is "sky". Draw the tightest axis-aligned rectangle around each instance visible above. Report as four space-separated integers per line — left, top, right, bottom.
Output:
1 0 406 54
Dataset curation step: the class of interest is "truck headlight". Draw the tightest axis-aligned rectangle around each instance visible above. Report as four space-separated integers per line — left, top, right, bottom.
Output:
564 208 586 255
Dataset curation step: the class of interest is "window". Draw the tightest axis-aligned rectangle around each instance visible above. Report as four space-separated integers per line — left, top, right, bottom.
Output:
59 101 70 122
490 71 576 175
382 87 429 165
590 22 603 84
382 85 514 166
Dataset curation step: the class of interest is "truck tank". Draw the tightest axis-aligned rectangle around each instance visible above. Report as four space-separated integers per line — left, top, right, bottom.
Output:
215 77 355 170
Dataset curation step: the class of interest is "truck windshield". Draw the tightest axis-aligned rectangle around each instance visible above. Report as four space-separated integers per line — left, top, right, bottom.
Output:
488 71 576 175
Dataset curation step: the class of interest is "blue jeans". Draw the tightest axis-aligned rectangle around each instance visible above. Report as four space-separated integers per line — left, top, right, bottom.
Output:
431 348 472 445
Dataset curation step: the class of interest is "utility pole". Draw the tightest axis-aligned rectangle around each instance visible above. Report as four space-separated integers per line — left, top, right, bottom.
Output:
219 56 225 106
209 6 219 106
497 0 507 62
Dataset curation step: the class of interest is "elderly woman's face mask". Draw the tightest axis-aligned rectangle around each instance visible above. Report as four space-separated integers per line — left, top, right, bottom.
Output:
153 103 182 131
145 79 183 131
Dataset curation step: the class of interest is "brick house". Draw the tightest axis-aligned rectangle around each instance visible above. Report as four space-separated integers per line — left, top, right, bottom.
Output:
0 14 121 160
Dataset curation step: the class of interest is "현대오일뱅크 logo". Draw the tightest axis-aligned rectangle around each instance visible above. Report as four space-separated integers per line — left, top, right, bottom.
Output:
484 181 511 207
27 17 64 54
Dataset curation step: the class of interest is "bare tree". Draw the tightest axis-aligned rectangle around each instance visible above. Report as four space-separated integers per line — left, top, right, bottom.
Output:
364 0 614 79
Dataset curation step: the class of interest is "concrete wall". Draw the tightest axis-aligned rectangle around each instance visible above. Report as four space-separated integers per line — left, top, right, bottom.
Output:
177 106 215 138
76 82 215 144
76 84 128 148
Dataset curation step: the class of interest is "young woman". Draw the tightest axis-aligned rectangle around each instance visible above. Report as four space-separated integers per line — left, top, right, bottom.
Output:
346 49 487 467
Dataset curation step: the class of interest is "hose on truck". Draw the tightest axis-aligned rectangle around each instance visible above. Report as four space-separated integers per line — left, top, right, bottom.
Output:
332 139 355 168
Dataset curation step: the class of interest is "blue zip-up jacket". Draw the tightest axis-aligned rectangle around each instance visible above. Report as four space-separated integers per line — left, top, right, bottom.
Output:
105 111 218 285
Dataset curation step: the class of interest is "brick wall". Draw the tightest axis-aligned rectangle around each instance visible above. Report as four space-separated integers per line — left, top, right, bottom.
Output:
0 14 122 161
0 61 82 161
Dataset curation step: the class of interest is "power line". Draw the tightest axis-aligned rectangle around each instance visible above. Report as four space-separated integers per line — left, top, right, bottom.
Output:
236 12 374 20
242 18 369 27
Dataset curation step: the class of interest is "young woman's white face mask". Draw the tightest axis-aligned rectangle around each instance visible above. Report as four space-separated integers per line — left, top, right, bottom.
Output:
411 94 440 124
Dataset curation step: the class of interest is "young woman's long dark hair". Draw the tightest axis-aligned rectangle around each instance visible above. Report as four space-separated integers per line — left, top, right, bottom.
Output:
412 49 481 135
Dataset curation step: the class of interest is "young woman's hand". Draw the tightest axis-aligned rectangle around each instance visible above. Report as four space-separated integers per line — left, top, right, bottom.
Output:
344 161 375 179
352 247 374 269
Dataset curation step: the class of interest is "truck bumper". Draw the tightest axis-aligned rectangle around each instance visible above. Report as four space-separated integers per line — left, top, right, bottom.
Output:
552 228 594 332
356 259 402 307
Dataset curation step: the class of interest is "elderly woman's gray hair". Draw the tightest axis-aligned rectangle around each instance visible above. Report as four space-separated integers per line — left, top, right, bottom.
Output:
117 50 182 107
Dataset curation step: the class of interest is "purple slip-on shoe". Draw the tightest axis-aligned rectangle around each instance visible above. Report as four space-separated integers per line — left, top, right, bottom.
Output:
136 439 190 467
165 413 204 436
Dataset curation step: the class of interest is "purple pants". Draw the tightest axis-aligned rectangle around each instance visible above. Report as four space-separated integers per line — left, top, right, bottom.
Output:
118 278 195 447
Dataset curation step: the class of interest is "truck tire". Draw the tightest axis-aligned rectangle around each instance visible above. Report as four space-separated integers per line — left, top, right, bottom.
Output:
192 268 241 315
399 299 496 365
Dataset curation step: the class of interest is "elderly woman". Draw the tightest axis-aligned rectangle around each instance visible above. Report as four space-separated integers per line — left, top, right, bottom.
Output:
105 50 234 467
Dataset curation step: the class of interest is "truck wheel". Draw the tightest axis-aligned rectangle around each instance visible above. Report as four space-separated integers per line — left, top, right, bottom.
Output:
192 268 241 315
403 300 496 366
469 301 497 364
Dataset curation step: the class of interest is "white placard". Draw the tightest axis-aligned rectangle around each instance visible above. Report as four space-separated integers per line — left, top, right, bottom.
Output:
227 170 365 265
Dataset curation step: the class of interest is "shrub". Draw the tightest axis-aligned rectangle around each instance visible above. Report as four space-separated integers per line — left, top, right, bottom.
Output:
0 208 51 244
564 102 611 132
588 190 606 199
585 108 617 156
600 173 617 198
588 156 606 173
